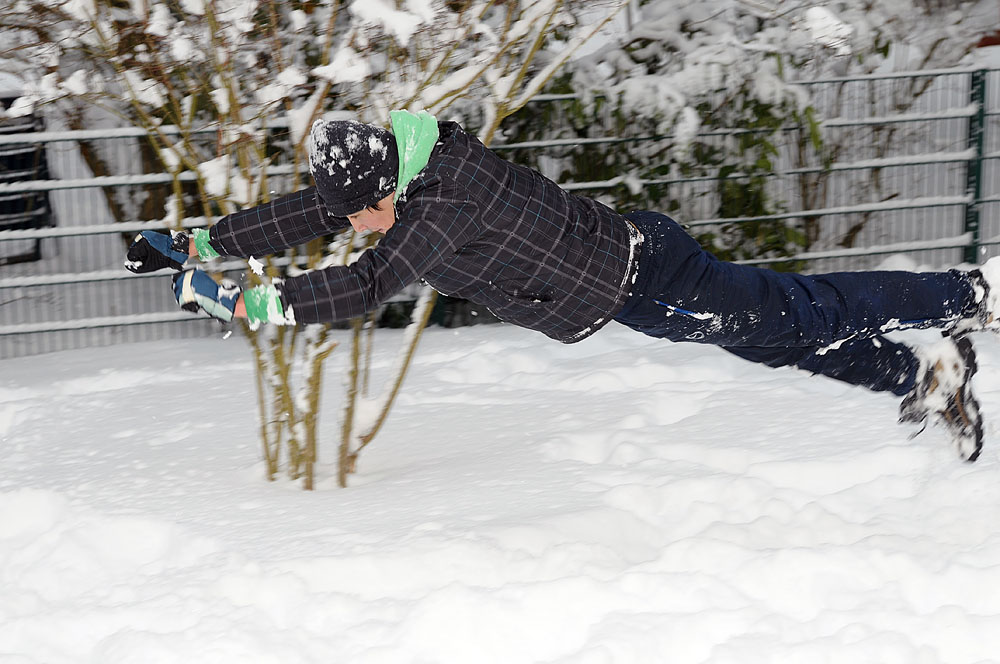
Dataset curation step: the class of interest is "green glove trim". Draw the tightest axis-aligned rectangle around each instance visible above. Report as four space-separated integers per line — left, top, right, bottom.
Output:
389 109 439 201
243 284 284 325
192 228 221 261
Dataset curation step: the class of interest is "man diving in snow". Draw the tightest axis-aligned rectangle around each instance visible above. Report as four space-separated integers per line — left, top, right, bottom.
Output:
126 109 1000 462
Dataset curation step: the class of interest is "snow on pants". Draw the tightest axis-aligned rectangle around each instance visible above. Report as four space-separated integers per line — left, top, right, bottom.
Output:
613 211 978 396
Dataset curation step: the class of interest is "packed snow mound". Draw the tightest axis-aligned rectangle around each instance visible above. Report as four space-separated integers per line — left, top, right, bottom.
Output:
3 324 1000 662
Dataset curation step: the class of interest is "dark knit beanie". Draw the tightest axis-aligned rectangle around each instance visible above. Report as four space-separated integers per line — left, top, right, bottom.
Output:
308 119 398 216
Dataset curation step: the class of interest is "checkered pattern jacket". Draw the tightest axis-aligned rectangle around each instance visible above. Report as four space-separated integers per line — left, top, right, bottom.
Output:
208 121 642 343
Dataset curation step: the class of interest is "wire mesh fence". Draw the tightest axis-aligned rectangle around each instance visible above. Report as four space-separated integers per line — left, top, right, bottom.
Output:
500 68 998 272
0 126 220 358
1 67 997 358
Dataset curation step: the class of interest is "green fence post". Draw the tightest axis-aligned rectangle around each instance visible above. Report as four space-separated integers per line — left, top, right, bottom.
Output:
965 69 987 264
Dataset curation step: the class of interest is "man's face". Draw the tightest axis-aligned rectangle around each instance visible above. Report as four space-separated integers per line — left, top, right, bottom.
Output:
347 193 397 234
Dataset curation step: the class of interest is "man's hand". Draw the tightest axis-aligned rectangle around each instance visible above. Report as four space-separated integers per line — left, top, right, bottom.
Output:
125 230 190 273
172 269 241 322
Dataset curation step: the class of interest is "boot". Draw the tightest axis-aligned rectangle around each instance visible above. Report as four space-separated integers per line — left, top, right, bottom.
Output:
899 334 983 462
954 256 1000 334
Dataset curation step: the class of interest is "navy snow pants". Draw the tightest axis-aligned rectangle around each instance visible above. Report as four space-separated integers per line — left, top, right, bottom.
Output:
613 211 978 396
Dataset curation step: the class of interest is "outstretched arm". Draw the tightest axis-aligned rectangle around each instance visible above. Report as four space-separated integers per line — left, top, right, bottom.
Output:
204 186 349 259
125 187 349 273
278 183 482 324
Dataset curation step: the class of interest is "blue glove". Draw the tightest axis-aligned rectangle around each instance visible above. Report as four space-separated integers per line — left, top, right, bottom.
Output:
125 230 189 273
172 269 240 322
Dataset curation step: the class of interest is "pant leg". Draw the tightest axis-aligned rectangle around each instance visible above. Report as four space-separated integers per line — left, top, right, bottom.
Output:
724 336 920 395
613 211 971 393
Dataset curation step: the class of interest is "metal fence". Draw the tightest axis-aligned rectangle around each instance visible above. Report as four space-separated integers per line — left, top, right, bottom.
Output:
498 67 999 272
1 67 997 358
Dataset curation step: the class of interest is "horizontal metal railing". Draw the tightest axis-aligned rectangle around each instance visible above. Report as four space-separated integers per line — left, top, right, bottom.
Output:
1 67 997 357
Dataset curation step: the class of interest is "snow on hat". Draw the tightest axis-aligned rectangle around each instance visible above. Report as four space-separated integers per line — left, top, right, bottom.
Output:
308 119 398 216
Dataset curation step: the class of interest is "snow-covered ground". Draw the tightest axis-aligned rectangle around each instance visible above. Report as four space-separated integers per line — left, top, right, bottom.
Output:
4 322 1000 663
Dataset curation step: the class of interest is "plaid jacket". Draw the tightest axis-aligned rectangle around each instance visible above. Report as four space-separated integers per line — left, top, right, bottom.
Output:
208 121 642 343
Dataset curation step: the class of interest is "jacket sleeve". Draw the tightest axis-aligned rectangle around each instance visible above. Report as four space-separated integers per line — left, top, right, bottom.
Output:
207 187 349 258
277 180 481 324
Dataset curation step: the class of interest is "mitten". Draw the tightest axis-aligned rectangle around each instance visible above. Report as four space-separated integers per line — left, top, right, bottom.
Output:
172 269 288 325
172 269 240 322
124 230 190 273
241 283 287 325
